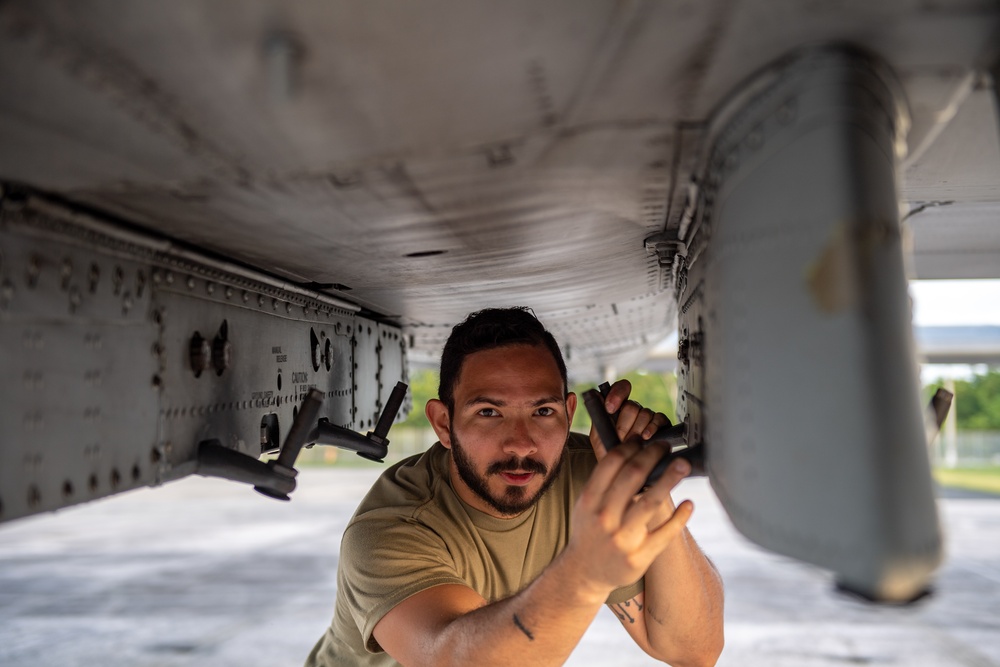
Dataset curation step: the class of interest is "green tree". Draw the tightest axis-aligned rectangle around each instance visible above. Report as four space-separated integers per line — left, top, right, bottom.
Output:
399 368 439 429
925 370 1000 431
570 371 678 434
401 368 679 434
951 370 1000 431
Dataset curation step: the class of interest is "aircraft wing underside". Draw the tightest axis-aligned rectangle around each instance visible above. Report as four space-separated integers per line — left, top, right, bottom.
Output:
1 0 999 602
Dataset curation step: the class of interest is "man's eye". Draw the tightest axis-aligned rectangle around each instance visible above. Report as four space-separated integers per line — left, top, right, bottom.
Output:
477 408 500 417
535 407 556 417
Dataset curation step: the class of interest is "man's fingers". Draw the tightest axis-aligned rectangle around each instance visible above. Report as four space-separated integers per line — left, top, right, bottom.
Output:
616 402 654 441
642 457 689 501
580 440 695 573
602 380 671 442
618 494 694 563
627 457 689 530
578 439 643 511
626 496 694 552
650 500 694 546
650 498 694 544
641 412 672 440
662 456 691 487
599 438 671 515
589 433 608 459
603 379 632 415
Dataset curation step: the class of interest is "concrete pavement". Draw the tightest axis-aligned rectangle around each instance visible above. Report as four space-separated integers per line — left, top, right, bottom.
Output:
1 468 998 666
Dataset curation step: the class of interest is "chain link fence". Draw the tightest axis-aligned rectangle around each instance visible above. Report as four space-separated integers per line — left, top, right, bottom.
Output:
934 431 1000 467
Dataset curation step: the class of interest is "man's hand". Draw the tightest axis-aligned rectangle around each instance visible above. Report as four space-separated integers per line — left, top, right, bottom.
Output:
576 379 724 667
562 437 695 600
589 379 672 459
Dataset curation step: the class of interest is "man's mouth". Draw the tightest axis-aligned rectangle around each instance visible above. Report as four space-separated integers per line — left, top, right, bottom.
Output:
498 471 535 486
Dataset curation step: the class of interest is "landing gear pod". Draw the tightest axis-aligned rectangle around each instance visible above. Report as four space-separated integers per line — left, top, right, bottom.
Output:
678 46 941 603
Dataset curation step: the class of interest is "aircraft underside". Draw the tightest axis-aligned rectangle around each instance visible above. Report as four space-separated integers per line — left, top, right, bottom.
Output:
1 1 999 602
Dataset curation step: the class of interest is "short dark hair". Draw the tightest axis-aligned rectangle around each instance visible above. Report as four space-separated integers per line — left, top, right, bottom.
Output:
438 307 568 411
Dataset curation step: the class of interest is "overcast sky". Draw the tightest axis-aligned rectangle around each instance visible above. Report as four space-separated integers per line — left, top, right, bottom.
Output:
650 279 1000 380
910 279 1000 327
910 279 1000 381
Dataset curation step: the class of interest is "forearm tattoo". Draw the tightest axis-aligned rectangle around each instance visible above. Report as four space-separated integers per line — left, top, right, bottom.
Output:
512 613 535 641
610 598 643 625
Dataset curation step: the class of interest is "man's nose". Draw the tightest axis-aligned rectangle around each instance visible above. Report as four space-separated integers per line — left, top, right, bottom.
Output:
502 418 538 457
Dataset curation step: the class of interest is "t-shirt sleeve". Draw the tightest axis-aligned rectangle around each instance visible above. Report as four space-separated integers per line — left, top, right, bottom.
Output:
339 515 468 653
607 577 645 605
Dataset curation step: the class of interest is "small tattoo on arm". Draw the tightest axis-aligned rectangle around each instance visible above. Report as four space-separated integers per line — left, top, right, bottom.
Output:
513 613 535 641
646 603 666 627
610 598 643 625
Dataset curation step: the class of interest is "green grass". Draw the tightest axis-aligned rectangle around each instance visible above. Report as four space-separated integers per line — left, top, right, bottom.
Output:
933 466 1000 496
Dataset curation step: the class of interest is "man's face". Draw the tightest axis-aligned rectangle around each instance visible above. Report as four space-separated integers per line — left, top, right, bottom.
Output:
427 343 577 518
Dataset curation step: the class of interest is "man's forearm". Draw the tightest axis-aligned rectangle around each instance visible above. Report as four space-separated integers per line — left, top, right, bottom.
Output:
641 527 725 666
420 550 610 667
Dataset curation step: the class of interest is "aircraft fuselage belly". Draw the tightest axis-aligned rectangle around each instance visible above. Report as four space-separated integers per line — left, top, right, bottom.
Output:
0 197 407 523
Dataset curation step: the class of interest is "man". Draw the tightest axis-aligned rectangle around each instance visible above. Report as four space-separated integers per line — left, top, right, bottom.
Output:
306 307 724 666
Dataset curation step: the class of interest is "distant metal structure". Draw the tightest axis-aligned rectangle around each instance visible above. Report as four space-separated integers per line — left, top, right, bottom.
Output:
914 325 1000 366
643 324 1000 372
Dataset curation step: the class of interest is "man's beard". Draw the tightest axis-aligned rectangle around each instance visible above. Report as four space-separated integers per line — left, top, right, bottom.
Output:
450 428 566 517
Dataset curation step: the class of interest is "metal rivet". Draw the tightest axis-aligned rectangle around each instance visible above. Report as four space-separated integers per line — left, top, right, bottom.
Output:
27 485 41 507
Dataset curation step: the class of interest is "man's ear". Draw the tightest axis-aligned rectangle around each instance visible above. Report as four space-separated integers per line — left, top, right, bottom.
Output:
425 398 453 449
565 392 577 425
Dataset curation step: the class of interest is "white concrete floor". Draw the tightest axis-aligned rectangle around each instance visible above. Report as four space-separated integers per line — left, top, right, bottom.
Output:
1 468 998 666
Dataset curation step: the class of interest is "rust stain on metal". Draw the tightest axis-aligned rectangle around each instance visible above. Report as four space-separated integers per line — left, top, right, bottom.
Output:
806 223 858 314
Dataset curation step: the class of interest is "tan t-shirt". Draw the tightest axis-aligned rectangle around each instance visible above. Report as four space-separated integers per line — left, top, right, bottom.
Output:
305 432 643 667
